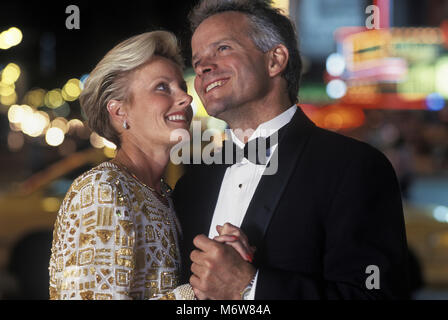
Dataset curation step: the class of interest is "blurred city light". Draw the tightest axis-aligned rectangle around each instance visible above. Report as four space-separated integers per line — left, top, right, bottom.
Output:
22 110 50 137
435 57 448 98
185 73 207 117
62 78 82 101
1 63 21 84
103 147 116 158
272 0 289 15
90 132 105 149
7 104 25 124
45 89 65 108
0 91 17 106
426 93 445 111
103 138 117 150
80 73 89 89
433 206 448 223
0 82 15 97
326 79 347 99
0 27 23 50
326 53 346 77
45 127 65 146
23 89 46 108
51 117 69 134
67 119 83 132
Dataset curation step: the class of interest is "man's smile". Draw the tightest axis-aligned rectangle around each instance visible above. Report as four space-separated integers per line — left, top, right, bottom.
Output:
204 78 229 94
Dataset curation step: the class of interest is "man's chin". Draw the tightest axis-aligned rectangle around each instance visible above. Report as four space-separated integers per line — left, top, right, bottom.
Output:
203 101 231 120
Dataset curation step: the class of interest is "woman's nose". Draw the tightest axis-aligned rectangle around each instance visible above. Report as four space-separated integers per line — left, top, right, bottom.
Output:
178 92 193 107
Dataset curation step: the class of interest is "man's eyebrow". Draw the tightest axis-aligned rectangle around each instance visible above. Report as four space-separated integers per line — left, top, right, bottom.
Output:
192 38 240 64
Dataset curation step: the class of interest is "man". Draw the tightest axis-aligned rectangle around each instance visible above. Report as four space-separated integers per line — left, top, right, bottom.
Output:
173 0 409 299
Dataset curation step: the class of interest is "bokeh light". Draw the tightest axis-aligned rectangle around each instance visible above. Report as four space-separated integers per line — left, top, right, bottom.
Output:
426 93 445 111
0 91 17 105
433 206 448 223
51 117 69 134
45 127 65 146
326 79 347 99
90 132 105 149
21 110 50 137
23 89 46 108
0 27 23 50
62 78 82 101
1 63 21 84
0 82 15 97
103 138 117 150
326 53 346 77
44 89 65 108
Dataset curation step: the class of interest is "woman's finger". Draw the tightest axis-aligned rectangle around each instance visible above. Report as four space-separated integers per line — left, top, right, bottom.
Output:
215 237 253 262
216 224 251 252
213 234 254 259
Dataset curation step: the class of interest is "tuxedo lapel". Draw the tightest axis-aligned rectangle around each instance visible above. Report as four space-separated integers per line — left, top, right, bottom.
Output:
240 107 315 251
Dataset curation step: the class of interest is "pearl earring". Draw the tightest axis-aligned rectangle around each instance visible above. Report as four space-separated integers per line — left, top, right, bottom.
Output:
123 120 129 129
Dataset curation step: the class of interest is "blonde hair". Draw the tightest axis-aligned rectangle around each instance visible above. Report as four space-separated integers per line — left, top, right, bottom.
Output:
79 31 184 148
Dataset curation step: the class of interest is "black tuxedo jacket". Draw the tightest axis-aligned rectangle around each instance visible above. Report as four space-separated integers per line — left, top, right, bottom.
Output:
173 107 409 299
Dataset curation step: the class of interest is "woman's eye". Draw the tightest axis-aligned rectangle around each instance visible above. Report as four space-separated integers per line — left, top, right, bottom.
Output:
156 83 169 92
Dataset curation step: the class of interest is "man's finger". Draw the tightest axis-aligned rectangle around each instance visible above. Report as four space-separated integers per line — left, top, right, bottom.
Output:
193 234 217 252
190 249 207 264
193 287 208 300
189 274 202 290
191 262 207 277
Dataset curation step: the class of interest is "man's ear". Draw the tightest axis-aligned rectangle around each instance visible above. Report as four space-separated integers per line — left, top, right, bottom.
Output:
106 99 126 128
267 44 289 78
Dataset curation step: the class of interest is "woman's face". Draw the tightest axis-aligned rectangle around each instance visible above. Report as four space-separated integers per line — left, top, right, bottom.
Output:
124 56 193 148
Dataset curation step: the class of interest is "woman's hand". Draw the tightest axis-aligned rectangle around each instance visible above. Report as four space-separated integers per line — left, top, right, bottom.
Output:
213 223 256 263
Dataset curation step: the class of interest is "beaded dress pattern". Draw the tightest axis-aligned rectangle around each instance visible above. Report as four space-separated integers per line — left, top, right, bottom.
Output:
49 161 193 300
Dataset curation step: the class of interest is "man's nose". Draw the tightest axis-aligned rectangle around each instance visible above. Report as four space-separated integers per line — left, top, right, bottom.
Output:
196 58 216 76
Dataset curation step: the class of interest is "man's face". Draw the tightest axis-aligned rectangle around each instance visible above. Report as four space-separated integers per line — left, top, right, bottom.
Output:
191 12 270 121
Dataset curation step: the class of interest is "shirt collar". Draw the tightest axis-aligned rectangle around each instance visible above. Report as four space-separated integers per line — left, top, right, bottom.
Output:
229 105 298 148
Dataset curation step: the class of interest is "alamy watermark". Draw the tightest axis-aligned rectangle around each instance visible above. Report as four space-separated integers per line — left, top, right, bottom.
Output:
169 120 279 175
66 5 80 30
365 5 380 30
365 265 380 289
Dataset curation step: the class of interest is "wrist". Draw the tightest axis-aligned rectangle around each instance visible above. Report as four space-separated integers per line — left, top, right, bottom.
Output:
239 269 257 300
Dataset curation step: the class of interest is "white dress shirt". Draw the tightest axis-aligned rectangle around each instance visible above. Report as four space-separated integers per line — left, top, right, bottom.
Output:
207 105 298 299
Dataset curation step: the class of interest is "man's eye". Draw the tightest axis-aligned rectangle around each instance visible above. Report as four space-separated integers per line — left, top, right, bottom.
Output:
218 45 230 52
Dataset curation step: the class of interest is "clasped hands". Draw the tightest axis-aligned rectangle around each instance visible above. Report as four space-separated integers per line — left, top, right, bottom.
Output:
189 223 257 300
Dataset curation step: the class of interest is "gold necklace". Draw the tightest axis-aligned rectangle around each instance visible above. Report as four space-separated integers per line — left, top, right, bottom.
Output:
111 160 166 198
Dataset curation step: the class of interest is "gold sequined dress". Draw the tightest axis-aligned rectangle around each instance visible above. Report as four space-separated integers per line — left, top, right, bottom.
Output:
48 161 194 300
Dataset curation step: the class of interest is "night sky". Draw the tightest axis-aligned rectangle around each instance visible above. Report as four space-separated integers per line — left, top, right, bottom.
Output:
0 1 199 91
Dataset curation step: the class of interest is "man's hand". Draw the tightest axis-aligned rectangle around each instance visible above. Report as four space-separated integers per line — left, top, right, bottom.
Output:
189 234 256 300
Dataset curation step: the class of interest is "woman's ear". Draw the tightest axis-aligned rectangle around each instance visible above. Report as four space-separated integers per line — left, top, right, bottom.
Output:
106 99 126 128
267 44 289 78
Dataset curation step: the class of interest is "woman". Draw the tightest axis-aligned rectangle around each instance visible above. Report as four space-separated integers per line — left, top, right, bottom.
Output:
48 31 253 300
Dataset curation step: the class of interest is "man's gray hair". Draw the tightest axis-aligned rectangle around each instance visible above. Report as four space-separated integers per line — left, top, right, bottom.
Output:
189 0 302 104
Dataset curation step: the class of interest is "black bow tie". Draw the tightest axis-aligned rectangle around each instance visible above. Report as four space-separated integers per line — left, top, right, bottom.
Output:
221 135 278 165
